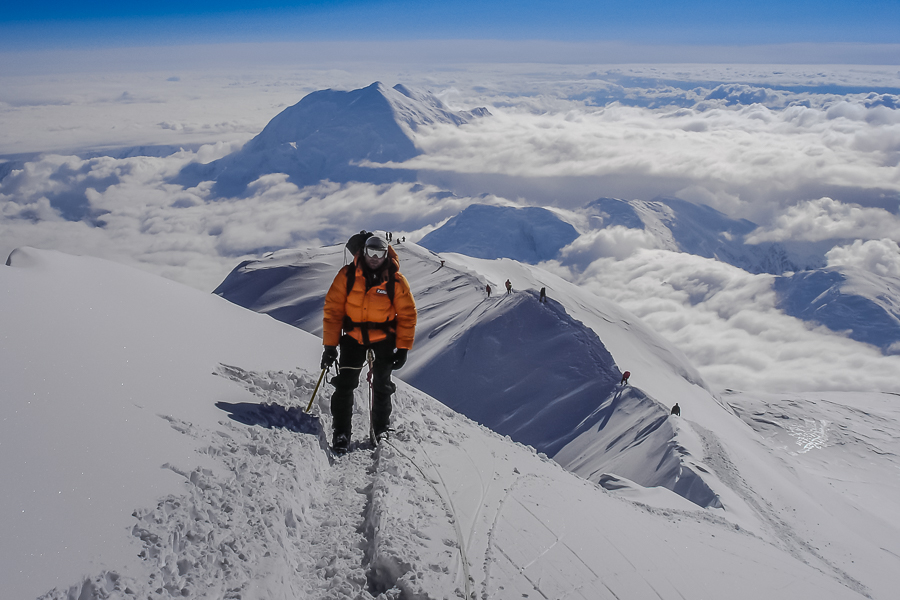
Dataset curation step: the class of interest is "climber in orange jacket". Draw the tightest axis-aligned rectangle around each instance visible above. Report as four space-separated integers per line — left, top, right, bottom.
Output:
321 234 417 453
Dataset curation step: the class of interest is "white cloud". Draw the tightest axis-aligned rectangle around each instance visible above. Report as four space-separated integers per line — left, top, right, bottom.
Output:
397 98 900 225
0 151 487 291
0 195 61 221
826 238 900 278
573 249 900 393
746 197 900 243
5 62 900 230
558 226 662 268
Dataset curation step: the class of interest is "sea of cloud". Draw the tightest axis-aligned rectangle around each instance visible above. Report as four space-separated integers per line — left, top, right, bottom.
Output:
544 249 900 393
406 97 900 222
826 238 900 278
0 149 484 290
746 197 900 243
3 57 900 391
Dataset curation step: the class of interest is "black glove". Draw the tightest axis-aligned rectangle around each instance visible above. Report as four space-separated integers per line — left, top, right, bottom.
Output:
392 348 408 370
321 346 338 370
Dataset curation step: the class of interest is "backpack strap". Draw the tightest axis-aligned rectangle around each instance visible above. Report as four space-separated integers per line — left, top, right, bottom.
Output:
345 264 356 297
342 263 398 344
345 262 395 302
386 264 396 303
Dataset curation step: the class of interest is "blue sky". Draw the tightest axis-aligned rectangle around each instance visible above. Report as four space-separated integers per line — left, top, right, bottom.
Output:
3 0 899 50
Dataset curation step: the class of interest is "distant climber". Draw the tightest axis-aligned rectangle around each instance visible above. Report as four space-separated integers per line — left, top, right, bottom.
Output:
486 284 492 298
321 233 417 453
539 287 547 303
505 279 512 295
620 371 630 385
671 403 681 416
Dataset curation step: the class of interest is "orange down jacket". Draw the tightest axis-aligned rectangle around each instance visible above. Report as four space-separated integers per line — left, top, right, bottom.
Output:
322 248 417 350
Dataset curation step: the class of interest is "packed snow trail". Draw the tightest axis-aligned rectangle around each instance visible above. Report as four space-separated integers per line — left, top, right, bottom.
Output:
40 366 350 599
221 365 475 599
32 363 871 600
381 437 473 599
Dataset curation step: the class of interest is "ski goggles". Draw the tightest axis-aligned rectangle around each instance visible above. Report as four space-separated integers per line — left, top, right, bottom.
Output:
364 246 388 259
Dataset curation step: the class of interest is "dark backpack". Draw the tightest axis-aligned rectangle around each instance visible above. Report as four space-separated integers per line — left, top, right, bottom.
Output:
345 230 373 257
343 230 396 302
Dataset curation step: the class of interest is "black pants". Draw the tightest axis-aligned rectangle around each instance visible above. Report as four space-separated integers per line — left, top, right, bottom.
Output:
329 335 396 437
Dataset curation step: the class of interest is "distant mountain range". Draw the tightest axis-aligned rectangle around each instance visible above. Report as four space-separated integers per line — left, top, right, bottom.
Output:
181 80 900 356
581 196 829 275
775 267 900 354
417 199 900 355
174 82 489 196
416 196 826 274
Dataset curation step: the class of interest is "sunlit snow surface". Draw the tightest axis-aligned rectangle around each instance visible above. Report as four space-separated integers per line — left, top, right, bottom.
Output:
3 247 900 599
212 241 729 509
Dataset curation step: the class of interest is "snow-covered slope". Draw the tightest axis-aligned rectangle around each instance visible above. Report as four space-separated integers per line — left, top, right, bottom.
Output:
175 82 488 196
436 251 738 510
1 247 321 598
3 247 898 600
569 196 825 274
212 241 743 510
418 203 579 263
774 266 900 354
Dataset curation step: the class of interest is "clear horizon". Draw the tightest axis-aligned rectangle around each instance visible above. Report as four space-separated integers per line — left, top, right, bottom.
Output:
2 0 899 55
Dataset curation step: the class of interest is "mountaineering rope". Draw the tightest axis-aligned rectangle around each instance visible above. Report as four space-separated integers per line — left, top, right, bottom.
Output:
383 438 473 600
366 349 376 445
306 348 471 596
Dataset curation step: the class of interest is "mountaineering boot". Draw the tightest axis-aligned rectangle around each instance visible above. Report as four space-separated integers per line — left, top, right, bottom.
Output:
374 428 392 445
332 432 350 454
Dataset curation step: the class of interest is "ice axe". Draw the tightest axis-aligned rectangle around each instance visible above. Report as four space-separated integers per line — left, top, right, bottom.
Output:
305 367 327 413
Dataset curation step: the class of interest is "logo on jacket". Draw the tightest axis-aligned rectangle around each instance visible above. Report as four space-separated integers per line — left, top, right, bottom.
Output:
375 289 388 295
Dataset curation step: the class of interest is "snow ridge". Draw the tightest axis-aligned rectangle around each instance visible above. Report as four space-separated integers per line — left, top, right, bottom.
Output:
213 241 728 509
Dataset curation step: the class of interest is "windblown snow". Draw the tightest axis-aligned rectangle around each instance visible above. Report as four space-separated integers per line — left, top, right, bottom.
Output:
3 247 899 599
